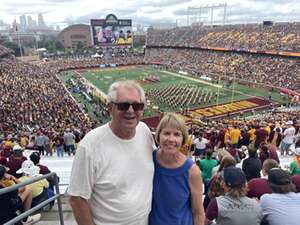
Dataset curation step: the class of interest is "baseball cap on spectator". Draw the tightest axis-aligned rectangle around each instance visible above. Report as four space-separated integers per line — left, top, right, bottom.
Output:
12 145 23 157
223 167 246 187
268 168 291 186
13 145 23 151
294 148 300 156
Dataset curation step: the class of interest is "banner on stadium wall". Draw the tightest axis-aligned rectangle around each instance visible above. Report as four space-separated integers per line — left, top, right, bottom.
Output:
100 64 106 68
91 14 132 46
110 64 117 67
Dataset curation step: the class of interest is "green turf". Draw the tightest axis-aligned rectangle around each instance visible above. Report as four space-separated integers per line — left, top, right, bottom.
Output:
59 65 287 120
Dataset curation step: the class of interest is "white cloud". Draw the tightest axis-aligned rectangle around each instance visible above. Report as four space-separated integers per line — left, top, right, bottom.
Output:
0 0 299 27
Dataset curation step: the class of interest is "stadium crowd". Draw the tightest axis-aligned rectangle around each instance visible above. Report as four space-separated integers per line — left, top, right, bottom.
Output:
0 45 14 57
1 106 300 224
147 22 300 52
145 48 300 90
0 58 91 135
1 20 300 223
42 55 144 72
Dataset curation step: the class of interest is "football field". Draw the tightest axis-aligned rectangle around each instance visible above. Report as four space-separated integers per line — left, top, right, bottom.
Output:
60 65 285 121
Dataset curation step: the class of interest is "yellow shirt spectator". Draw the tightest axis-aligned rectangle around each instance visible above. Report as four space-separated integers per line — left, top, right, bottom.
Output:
180 135 193 156
19 175 49 198
230 127 240 145
248 128 256 142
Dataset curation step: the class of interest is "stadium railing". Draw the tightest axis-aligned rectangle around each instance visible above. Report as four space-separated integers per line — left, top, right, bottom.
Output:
0 172 64 225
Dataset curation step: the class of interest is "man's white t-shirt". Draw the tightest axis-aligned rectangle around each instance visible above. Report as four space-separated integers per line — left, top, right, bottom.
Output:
68 122 154 225
283 126 295 144
193 137 208 149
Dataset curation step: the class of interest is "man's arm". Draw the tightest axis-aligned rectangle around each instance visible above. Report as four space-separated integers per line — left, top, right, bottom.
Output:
189 164 205 225
69 196 95 225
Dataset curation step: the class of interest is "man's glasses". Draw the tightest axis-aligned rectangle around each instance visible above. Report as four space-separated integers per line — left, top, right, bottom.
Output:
112 102 145 111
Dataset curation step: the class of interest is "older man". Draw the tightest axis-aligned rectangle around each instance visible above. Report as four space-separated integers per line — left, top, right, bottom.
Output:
68 80 154 225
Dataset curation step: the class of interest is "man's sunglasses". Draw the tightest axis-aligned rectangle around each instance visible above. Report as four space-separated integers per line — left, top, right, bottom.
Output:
112 102 145 111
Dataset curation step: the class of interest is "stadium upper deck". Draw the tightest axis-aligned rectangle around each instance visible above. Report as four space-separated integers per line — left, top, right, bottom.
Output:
147 22 300 53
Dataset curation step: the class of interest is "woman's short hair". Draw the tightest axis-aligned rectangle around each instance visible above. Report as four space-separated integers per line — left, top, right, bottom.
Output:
155 113 188 147
107 80 146 103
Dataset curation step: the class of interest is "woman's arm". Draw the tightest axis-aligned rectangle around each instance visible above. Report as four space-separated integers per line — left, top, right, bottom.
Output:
189 164 205 225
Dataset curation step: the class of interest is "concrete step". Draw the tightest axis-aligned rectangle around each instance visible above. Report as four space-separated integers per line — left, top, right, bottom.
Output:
38 195 75 222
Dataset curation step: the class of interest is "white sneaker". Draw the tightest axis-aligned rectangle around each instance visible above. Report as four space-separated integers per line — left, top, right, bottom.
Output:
22 214 41 225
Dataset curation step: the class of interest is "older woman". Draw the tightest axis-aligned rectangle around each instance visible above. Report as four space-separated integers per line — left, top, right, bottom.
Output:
149 113 205 225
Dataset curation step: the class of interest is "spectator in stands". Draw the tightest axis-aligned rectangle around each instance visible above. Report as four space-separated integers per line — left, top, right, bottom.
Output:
211 149 231 176
204 155 236 209
254 124 269 149
205 167 262 225
0 165 41 225
197 150 218 194
242 147 262 181
7 145 27 178
68 80 154 225
260 168 300 225
17 160 49 207
280 120 295 155
291 174 300 192
288 147 300 175
266 144 280 164
193 132 208 160
247 159 279 199
35 132 45 156
268 127 282 148
149 113 205 225
30 152 55 189
259 145 271 165
229 125 240 147
179 129 194 157
63 128 76 156
53 132 64 157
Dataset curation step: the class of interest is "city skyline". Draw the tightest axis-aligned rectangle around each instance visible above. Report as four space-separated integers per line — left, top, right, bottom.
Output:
1 0 300 28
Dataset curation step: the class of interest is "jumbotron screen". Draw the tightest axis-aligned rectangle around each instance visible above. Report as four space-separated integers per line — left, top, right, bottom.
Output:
91 14 132 46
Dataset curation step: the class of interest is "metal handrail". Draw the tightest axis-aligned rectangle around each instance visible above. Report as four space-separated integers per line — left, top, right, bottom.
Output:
0 172 64 225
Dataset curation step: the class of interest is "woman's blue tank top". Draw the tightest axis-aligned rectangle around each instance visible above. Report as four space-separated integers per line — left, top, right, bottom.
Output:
149 150 194 225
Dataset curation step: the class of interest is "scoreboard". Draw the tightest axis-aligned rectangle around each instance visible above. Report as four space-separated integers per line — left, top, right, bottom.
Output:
91 14 132 46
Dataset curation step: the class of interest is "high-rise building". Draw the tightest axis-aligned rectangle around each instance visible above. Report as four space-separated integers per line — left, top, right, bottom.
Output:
12 19 18 32
32 20 37 27
38 13 46 28
19 15 27 32
27 15 33 28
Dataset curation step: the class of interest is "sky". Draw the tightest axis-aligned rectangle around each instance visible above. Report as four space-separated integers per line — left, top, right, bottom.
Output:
0 0 300 28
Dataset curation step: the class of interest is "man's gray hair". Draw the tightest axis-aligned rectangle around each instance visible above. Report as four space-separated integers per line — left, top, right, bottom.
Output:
107 80 146 103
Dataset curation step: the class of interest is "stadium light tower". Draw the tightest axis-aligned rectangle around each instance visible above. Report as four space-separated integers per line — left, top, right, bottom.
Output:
187 2 227 26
